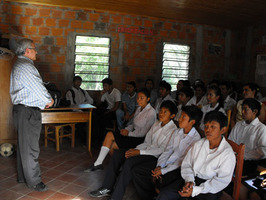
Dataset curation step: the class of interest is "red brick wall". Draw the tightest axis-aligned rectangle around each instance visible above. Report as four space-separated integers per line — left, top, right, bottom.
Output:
0 1 236 92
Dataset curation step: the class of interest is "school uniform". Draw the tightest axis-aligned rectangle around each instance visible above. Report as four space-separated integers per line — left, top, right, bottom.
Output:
132 127 201 200
65 86 93 105
157 137 236 200
154 94 175 114
190 95 208 108
174 98 193 121
101 120 177 200
223 95 236 112
101 88 121 109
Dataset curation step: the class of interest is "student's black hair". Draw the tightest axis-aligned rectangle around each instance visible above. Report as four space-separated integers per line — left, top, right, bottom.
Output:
183 80 191 88
102 78 113 85
242 98 261 117
179 86 194 99
127 81 137 89
207 85 224 111
208 79 220 87
203 111 228 129
242 82 259 96
138 88 150 99
145 79 154 86
195 84 206 93
160 100 178 115
182 105 203 127
73 76 82 82
159 80 171 91
220 80 231 90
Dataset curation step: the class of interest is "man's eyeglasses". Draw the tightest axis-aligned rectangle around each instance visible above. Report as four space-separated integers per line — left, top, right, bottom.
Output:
28 47 37 51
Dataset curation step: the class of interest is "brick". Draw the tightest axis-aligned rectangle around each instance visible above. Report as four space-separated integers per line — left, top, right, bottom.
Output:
11 5 23 15
46 18 56 27
170 31 178 38
112 15 122 24
83 21 93 30
10 25 23 35
0 24 8 33
188 33 195 40
124 17 132 25
5 15 17 24
179 31 186 39
89 13 100 21
58 19 69 27
76 29 87 33
132 67 141 74
51 28 63 36
2 5 9 13
51 46 61 54
109 24 117 32
56 55 65 64
71 20 82 29
77 11 87 20
50 64 61 72
144 36 153 43
101 15 110 23
45 54 54 62
64 28 75 35
57 74 64 82
191 26 196 33
128 59 136 66
20 16 31 25
32 18 43 26
25 26 37 35
44 72 57 81
160 30 168 37
164 22 172 30
133 51 142 58
56 37 67 46
39 8 50 17
64 11 76 19
25 7 37 16
144 20 153 28
52 10 62 18
124 34 132 42
39 27 50 35
30 36 42 44
134 19 142 26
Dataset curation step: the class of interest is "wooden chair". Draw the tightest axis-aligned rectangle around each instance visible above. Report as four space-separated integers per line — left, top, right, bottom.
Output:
44 123 75 151
220 139 245 200
224 109 232 138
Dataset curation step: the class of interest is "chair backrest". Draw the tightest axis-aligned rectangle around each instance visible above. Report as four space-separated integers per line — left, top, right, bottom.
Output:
224 109 232 138
227 139 245 200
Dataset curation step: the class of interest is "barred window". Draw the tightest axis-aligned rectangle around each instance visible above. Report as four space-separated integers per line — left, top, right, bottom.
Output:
162 43 190 90
74 36 111 90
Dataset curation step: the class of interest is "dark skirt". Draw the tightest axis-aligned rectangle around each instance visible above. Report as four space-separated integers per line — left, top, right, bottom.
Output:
113 130 145 149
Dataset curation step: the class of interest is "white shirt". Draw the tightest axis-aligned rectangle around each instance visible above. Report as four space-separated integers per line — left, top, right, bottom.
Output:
125 103 156 137
223 95 236 112
136 120 177 158
199 103 226 131
66 86 94 105
101 88 121 109
157 127 201 175
174 99 193 121
154 94 175 114
181 137 236 197
229 117 266 160
190 95 208 108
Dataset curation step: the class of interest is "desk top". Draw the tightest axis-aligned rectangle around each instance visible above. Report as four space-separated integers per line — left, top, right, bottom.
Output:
42 104 96 111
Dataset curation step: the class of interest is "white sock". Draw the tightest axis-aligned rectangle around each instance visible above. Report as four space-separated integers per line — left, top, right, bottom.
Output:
94 146 110 166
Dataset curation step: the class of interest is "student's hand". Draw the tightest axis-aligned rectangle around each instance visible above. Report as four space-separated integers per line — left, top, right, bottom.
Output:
45 98 54 108
151 167 162 179
124 112 130 121
120 129 129 136
178 182 193 197
125 149 140 158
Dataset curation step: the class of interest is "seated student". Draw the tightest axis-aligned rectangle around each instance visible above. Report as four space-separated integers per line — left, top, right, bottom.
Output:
89 100 178 200
171 80 191 104
190 84 208 109
92 78 121 145
116 81 137 130
66 76 94 105
154 80 175 114
198 85 226 137
145 78 158 107
157 111 236 200
220 80 236 112
84 88 156 172
174 86 194 121
231 82 266 128
131 105 202 200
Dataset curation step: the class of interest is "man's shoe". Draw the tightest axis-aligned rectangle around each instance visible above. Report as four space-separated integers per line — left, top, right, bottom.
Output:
84 164 103 172
90 187 111 197
31 182 48 192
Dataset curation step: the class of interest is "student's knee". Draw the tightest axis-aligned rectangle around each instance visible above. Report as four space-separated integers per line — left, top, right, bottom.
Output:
105 131 114 140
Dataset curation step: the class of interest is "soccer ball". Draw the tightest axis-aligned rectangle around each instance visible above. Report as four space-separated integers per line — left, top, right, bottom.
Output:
0 143 14 157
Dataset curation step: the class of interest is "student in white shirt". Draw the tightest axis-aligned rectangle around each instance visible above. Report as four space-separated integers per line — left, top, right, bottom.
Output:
157 111 236 200
66 76 94 105
131 105 202 200
190 84 208 109
220 81 236 112
84 88 156 172
145 79 158 107
154 81 175 114
90 100 178 200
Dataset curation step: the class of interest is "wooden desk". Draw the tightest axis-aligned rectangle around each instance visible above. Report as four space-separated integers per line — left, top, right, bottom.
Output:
41 104 96 156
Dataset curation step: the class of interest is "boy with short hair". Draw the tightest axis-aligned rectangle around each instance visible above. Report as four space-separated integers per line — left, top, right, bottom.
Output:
90 100 177 200
157 111 236 200
132 105 203 200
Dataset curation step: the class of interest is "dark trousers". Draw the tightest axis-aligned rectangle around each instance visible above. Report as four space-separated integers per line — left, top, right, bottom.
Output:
13 105 42 187
157 176 222 200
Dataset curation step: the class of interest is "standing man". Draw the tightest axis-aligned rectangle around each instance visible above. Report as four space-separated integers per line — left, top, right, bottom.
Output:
10 38 54 192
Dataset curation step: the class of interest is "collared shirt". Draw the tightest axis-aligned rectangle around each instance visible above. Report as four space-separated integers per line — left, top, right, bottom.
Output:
189 95 208 108
154 94 175 114
223 95 236 112
101 88 121 109
66 86 94 105
121 91 137 115
10 56 51 109
229 117 266 160
181 137 236 197
174 99 193 121
125 103 156 137
157 127 201 175
136 120 177 158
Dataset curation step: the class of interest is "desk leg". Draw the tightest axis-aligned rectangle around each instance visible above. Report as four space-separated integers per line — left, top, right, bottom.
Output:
88 111 92 157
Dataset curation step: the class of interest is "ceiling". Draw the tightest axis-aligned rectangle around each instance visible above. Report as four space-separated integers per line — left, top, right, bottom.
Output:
6 0 266 29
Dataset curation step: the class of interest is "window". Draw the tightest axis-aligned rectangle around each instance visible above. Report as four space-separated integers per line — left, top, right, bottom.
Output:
162 43 190 91
74 36 111 90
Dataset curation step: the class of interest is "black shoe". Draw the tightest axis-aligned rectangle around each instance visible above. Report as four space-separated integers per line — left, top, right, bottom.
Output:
84 164 103 172
31 182 48 192
90 187 111 197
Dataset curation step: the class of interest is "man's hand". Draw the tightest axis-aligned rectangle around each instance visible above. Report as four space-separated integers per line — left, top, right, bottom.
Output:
45 99 54 108
124 112 130 121
151 166 162 179
178 182 194 197
120 129 129 136
125 149 140 158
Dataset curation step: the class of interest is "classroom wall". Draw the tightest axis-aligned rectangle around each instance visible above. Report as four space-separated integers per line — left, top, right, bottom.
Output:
0 1 254 93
